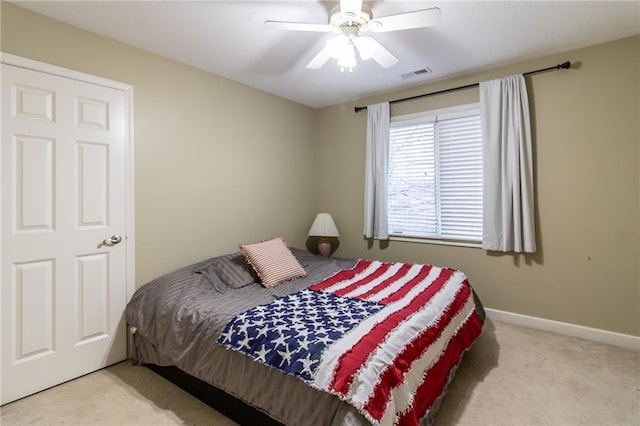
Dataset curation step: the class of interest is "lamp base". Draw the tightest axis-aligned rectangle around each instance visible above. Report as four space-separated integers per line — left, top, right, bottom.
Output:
317 241 331 257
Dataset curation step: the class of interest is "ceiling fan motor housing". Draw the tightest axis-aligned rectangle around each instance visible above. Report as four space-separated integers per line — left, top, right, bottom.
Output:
329 5 374 35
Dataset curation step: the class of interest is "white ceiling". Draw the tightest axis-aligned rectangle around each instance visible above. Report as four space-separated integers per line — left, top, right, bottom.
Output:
13 1 640 109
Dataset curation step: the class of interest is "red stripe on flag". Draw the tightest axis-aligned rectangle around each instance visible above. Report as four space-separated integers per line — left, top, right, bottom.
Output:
356 263 418 301
379 266 451 306
309 259 373 292
329 268 455 396
333 262 393 298
363 284 473 421
397 310 483 426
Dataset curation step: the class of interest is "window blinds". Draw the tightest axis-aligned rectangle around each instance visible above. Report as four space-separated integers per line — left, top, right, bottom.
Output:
388 110 483 242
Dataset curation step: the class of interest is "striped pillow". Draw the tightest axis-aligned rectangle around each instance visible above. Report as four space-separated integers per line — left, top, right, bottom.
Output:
240 237 307 288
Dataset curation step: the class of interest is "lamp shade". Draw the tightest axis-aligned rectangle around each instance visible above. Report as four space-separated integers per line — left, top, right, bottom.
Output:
308 213 339 237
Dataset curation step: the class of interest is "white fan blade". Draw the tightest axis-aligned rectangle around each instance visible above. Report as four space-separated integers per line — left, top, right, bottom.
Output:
369 8 441 33
264 20 333 32
340 0 363 17
369 40 398 68
306 46 333 69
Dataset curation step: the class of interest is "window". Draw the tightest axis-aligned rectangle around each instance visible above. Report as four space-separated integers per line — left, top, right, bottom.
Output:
387 104 483 244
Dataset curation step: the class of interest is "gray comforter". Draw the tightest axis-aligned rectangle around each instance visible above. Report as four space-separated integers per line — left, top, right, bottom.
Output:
126 249 373 425
125 249 482 425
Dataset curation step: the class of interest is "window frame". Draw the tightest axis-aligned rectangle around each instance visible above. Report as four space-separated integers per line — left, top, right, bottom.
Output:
388 103 483 248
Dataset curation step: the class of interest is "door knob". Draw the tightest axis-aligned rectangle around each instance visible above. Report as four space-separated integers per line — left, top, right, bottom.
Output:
103 235 122 245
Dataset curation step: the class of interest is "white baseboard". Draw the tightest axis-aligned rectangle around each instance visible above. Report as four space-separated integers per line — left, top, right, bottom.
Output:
485 308 640 351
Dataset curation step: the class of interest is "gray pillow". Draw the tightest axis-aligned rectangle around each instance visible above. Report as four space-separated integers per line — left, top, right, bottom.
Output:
211 252 258 289
193 252 257 292
193 263 227 293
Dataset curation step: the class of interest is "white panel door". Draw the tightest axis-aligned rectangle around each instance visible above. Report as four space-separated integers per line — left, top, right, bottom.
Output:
1 61 131 404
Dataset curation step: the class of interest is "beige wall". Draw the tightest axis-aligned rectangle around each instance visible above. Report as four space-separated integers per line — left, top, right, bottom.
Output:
1 2 317 285
315 35 640 336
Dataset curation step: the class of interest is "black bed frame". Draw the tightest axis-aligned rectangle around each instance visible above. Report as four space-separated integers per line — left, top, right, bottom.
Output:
145 364 284 426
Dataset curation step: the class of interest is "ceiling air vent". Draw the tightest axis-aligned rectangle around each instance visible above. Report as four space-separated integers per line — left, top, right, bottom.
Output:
401 67 433 80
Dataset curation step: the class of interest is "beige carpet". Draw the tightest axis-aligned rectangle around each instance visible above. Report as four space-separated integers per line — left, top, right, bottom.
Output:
1 319 638 425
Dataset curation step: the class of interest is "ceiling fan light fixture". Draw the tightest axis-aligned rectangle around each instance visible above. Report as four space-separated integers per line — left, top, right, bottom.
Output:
337 42 357 72
354 36 377 60
326 35 349 58
325 35 357 72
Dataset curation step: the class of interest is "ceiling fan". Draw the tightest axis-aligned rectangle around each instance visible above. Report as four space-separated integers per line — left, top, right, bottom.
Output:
264 0 441 72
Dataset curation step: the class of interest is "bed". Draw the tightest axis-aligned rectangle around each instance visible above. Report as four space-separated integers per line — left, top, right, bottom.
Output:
125 240 484 426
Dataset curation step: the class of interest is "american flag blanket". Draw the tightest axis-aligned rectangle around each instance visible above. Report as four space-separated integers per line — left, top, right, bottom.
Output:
218 260 483 425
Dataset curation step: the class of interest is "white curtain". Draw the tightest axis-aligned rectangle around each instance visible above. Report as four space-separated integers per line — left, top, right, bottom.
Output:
363 102 390 239
480 75 536 253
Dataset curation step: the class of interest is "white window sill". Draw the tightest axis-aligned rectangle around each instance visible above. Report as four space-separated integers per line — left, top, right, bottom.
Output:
389 235 483 249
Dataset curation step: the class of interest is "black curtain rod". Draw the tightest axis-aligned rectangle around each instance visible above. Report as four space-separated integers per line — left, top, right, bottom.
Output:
354 61 571 113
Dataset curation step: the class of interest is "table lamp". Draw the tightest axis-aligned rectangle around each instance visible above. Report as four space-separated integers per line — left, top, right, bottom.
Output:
308 213 339 257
